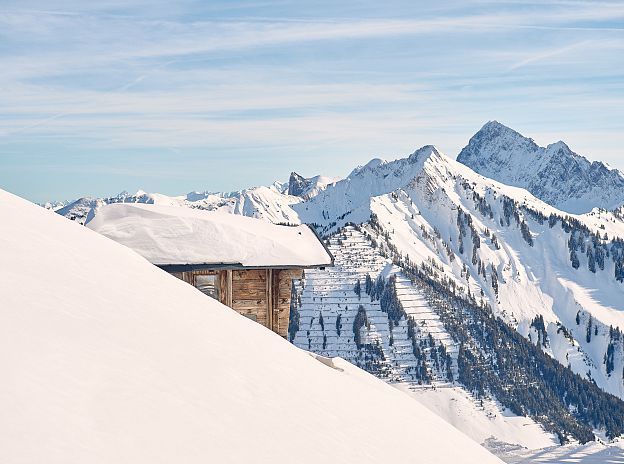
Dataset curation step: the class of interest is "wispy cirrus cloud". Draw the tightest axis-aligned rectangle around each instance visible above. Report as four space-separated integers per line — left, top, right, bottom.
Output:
1 0 623 201
507 40 597 71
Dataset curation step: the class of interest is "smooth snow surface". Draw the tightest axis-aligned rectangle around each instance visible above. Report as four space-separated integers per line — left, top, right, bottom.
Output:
0 189 504 464
86 202 331 267
397 385 557 451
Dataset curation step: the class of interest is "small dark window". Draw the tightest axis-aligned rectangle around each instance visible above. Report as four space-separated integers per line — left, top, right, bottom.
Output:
195 274 220 300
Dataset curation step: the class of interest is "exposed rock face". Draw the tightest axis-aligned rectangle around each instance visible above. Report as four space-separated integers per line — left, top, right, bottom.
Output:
287 172 340 200
457 121 624 213
287 172 309 197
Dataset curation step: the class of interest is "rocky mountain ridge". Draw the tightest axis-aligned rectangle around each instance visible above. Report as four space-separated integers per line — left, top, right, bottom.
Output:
457 121 624 214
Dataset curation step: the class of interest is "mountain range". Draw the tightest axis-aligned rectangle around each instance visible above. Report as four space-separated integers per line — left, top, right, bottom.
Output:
44 122 624 462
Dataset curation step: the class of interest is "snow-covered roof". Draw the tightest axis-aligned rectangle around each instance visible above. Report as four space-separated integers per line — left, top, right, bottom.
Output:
1 188 504 464
86 203 332 268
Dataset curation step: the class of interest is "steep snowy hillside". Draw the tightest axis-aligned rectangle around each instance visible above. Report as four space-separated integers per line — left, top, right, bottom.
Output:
0 188 505 464
293 146 444 233
290 223 624 447
290 227 558 452
457 121 624 214
290 144 624 404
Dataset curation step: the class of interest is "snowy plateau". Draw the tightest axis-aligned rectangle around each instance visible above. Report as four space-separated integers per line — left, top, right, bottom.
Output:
31 122 624 463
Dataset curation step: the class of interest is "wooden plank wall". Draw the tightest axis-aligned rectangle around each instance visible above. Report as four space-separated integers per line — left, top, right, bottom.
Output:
231 269 268 327
273 269 302 338
170 267 303 338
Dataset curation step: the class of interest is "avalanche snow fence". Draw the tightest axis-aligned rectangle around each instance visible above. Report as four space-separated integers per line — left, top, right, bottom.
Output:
86 203 333 337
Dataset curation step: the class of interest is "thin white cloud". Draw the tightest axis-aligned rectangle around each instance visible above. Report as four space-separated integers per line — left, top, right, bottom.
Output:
507 40 594 71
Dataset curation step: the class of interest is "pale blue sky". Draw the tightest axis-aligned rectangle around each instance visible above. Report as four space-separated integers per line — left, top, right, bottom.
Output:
1 0 623 202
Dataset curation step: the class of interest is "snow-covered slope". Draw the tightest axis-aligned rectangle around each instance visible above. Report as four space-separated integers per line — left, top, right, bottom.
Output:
397 385 559 453
504 441 624 463
57 185 303 226
288 144 624 404
293 146 445 233
0 188 505 464
184 185 302 224
290 226 559 453
55 190 185 224
379 153 624 399
457 121 624 214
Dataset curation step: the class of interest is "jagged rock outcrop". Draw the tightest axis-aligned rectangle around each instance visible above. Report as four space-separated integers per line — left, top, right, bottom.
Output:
287 172 339 200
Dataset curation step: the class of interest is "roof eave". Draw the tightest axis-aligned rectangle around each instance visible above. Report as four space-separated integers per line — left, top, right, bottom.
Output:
156 262 332 273
306 224 335 267
155 225 334 274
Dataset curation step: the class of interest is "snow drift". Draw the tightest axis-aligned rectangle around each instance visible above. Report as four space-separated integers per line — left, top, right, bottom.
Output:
0 189 502 464
85 203 331 267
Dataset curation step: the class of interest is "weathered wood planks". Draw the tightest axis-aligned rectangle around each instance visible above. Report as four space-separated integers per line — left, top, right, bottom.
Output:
168 267 302 338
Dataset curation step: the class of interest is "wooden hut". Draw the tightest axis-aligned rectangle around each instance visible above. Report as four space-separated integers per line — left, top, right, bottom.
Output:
86 203 333 337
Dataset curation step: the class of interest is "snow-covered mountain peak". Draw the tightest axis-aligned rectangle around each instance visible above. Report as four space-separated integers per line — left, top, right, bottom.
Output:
185 190 209 202
408 144 443 163
344 146 445 188
460 121 539 164
111 189 133 198
546 140 570 152
478 120 534 143
348 157 387 177
271 179 289 194
458 122 624 213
